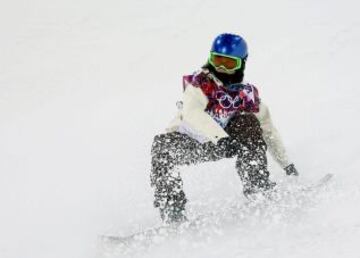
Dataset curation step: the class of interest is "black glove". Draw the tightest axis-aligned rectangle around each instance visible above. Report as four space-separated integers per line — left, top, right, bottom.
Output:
284 163 299 176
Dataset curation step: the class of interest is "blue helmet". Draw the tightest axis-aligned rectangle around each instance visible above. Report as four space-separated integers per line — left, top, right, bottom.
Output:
210 33 248 59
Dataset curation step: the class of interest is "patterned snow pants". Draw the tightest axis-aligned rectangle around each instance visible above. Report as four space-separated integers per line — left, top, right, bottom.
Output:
150 114 275 222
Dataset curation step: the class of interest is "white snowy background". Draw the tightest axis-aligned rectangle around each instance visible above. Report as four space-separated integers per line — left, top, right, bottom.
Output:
1 0 360 257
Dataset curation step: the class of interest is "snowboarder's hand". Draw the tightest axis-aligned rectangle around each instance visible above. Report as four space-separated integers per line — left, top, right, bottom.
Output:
284 163 299 176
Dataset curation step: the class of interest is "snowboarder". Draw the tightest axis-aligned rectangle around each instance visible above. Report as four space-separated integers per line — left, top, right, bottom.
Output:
150 33 299 223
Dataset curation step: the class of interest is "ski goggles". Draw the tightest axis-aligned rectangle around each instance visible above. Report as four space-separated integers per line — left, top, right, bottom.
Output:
208 52 242 72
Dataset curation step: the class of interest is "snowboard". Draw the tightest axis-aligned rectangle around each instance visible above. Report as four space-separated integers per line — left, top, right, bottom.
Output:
100 173 334 249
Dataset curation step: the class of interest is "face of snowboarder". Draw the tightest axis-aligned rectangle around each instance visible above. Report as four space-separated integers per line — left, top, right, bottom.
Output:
208 52 242 74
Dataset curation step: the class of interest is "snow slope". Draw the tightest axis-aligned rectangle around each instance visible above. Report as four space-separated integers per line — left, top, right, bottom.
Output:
0 0 360 257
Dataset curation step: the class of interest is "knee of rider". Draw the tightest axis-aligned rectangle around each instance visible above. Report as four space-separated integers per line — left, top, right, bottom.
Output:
152 134 176 153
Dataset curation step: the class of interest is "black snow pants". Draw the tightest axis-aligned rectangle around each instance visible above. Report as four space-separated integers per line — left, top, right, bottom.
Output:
150 113 275 222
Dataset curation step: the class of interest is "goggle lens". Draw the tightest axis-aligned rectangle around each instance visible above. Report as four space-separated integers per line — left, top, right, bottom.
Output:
209 53 242 71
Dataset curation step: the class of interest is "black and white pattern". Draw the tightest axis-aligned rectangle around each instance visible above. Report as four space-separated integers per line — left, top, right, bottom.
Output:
151 114 276 223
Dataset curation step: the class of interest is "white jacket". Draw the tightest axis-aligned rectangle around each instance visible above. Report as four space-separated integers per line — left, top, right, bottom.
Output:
166 84 291 168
